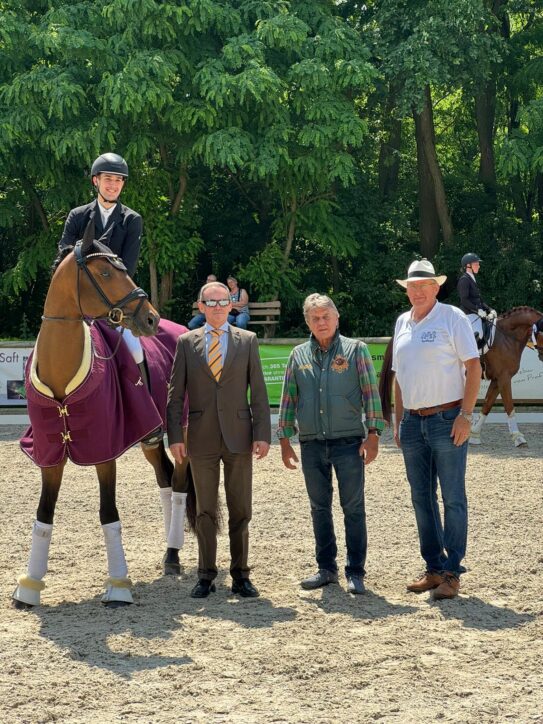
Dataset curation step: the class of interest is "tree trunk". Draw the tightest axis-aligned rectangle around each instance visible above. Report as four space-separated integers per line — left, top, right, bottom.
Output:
414 86 454 245
156 165 189 311
414 114 440 259
378 85 402 200
149 254 159 311
159 270 173 312
508 97 530 221
22 178 49 232
474 82 497 195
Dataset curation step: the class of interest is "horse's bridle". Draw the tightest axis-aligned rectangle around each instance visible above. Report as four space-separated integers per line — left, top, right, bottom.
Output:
43 241 149 328
73 242 148 326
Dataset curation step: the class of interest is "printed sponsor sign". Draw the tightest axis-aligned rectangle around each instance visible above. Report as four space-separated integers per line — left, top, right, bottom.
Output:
0 341 541 409
0 345 33 406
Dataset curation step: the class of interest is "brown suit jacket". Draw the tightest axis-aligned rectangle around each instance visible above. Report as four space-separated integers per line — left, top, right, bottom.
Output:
166 326 271 456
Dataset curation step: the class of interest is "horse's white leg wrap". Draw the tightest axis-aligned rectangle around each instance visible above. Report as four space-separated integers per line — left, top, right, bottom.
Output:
167 492 187 550
507 412 527 446
13 520 52 606
159 486 173 541
469 412 486 444
28 520 53 580
101 521 133 604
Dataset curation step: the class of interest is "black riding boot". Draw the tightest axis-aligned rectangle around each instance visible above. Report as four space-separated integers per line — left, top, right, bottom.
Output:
137 360 164 448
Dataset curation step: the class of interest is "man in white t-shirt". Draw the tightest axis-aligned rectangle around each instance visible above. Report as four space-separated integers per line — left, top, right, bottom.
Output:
392 259 481 600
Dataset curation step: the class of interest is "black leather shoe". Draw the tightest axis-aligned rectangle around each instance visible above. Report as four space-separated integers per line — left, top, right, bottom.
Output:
190 579 216 598
232 578 260 598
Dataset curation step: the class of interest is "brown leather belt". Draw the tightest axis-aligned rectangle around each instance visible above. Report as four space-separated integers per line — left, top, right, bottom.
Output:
408 399 462 417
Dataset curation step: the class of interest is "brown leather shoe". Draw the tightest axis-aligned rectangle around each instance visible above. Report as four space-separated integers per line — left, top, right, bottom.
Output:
433 573 460 600
406 571 443 593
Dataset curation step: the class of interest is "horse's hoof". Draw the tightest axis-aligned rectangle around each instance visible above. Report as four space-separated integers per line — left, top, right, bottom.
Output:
512 434 527 447
102 599 133 609
469 437 481 445
163 562 181 575
12 598 34 610
162 548 181 575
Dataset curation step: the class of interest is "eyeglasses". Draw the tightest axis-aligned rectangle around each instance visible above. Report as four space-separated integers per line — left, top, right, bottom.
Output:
202 299 231 307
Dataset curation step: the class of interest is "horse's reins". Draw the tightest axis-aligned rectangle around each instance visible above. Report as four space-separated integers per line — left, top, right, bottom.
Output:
42 241 150 360
471 313 543 354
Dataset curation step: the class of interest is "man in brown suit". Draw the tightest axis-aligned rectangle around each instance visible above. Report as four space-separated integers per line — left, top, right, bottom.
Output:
167 281 271 599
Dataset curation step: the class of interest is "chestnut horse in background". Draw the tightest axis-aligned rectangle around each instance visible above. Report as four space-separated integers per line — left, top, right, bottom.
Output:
379 307 543 447
13 221 194 609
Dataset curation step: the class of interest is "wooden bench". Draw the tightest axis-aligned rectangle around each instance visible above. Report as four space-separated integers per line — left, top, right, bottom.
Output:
192 301 281 338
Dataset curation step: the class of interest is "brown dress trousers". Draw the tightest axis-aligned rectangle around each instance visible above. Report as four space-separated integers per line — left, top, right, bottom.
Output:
167 326 271 580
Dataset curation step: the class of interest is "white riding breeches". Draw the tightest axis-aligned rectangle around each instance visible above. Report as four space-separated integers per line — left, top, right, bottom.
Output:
467 313 483 338
116 326 144 364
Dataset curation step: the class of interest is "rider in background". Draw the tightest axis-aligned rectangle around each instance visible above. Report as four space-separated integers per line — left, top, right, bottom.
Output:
59 153 161 445
457 253 497 349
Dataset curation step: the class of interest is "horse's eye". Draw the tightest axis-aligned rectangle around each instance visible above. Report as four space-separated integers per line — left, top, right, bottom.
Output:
100 270 111 278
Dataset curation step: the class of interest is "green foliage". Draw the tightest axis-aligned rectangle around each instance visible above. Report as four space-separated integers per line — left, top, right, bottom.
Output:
0 0 542 339
237 242 301 303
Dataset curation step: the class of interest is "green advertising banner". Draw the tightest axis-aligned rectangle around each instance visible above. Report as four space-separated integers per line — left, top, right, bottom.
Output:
259 342 389 406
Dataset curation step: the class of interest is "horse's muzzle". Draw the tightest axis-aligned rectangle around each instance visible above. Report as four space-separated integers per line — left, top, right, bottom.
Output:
137 308 160 337
128 304 160 337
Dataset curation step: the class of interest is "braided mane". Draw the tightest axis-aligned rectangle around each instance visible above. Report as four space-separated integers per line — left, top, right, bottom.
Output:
499 306 542 320
51 245 74 276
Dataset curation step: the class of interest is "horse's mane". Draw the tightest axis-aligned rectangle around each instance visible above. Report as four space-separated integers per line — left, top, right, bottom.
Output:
499 306 543 319
51 245 74 276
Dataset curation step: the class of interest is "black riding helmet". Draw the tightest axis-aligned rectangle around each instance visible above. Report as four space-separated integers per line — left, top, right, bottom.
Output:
461 252 481 269
91 153 129 179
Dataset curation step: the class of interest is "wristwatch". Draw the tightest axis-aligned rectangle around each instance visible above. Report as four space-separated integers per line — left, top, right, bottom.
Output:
459 409 473 423
368 428 381 437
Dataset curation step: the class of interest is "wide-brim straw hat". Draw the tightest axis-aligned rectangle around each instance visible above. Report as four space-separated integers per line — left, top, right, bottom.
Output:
396 258 447 288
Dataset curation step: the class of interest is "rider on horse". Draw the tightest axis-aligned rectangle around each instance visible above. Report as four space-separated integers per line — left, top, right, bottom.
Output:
59 153 161 445
457 252 497 351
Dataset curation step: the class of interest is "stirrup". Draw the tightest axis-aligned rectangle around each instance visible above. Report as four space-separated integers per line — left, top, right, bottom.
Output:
141 427 163 448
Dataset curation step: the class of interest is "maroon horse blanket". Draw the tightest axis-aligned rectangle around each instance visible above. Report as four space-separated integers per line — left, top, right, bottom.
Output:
20 319 187 468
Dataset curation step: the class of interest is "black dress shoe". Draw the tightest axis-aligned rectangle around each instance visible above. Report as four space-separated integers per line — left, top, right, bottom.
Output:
232 578 260 598
190 579 216 598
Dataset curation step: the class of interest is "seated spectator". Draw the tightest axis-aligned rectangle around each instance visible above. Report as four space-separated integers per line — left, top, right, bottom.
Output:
227 275 250 330
188 274 217 329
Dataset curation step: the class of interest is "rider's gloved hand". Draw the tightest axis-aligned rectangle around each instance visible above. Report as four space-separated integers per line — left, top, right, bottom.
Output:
477 309 487 318
487 308 497 320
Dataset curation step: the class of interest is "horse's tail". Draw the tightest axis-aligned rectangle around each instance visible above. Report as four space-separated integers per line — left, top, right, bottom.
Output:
184 463 223 534
378 335 395 425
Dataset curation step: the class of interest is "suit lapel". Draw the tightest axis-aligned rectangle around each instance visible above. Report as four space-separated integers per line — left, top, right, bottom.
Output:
221 327 239 379
192 328 215 381
105 202 122 234
90 200 104 237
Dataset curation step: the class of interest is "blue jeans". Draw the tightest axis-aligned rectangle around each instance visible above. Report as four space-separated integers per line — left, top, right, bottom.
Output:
188 313 205 330
228 312 250 330
399 407 468 575
300 437 366 577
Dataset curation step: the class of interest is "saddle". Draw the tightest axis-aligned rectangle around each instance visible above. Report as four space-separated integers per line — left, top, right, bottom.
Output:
476 317 495 357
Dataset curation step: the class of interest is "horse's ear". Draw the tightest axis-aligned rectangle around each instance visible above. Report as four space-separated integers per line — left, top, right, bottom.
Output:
80 219 95 254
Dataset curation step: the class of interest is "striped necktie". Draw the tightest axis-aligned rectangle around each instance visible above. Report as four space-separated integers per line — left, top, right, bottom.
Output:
208 328 225 381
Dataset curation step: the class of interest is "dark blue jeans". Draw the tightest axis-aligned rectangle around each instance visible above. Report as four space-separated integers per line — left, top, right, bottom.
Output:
300 437 366 578
399 407 468 575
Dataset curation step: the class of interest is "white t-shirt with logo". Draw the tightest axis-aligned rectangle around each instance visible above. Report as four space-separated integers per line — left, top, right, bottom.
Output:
392 302 478 410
